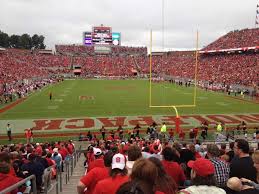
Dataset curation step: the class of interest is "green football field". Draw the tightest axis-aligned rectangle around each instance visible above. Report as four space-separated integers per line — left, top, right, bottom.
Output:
0 79 258 119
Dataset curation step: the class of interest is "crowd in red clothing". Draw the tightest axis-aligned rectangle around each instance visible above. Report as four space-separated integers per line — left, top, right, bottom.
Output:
56 45 147 56
76 136 259 194
0 140 75 193
0 28 258 99
204 28 259 50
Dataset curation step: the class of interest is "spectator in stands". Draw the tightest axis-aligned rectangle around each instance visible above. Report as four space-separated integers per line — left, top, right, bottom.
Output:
117 158 164 194
0 152 22 194
77 151 114 194
93 153 129 194
180 143 195 164
226 142 235 163
240 150 259 190
179 158 226 194
126 145 142 175
21 153 45 191
229 139 257 182
226 177 258 194
87 148 104 173
149 157 178 194
206 144 230 187
52 148 62 171
161 146 186 186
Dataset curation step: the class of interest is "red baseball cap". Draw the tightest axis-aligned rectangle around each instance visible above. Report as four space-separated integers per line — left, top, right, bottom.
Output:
187 158 215 177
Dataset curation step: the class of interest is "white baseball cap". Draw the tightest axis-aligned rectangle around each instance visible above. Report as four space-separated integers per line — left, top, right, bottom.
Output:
112 153 126 170
93 148 102 156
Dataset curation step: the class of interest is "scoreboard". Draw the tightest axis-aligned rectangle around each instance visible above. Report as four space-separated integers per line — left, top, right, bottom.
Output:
83 25 121 46
92 26 112 45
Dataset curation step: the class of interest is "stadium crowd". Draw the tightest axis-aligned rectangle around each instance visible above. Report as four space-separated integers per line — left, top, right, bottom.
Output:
1 133 259 194
56 45 147 56
0 140 75 193
1 28 258 99
204 28 259 50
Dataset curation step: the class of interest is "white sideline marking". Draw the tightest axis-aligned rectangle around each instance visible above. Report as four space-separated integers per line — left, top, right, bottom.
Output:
60 94 67 97
54 99 63 102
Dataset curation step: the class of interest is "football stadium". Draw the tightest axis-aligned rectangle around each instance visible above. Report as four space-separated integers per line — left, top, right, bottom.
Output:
0 0 259 194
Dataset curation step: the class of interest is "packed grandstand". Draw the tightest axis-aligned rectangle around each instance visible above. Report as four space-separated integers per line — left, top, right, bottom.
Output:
0 28 258 103
0 27 259 194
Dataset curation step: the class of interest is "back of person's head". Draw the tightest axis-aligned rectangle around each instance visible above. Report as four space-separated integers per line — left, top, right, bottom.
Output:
111 153 127 177
189 144 196 153
149 157 177 194
235 139 249 154
207 144 220 157
148 157 165 174
0 152 10 174
0 152 10 163
131 158 158 186
128 145 142 161
116 180 154 194
104 150 114 167
227 177 242 191
162 146 175 161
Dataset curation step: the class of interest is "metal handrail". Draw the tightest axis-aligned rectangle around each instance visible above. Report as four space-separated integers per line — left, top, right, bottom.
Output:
0 175 37 194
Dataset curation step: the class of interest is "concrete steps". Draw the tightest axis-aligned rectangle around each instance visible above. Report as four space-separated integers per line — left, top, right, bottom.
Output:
48 141 87 194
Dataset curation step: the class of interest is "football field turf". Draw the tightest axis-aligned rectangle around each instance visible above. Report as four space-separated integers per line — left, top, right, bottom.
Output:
0 79 258 119
0 79 259 143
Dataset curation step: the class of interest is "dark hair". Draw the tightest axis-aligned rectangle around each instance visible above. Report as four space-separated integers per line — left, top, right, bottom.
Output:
0 162 10 174
162 147 177 161
221 144 226 150
148 157 177 194
192 174 216 186
116 180 155 194
104 151 114 167
128 145 142 161
110 168 128 178
0 152 10 163
229 142 235 150
235 139 249 154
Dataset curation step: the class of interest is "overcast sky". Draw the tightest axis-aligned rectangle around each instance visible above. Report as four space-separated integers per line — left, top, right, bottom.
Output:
1 0 258 51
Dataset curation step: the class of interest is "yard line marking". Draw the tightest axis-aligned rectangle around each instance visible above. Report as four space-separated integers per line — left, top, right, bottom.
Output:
47 106 58 110
216 102 229 106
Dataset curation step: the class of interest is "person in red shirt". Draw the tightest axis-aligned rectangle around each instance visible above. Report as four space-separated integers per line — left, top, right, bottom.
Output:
86 148 104 173
77 151 114 194
161 147 186 186
93 153 129 194
25 128 33 144
59 144 69 160
0 153 22 194
35 143 42 156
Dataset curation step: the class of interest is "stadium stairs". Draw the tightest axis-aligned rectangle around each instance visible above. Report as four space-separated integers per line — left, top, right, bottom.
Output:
48 141 87 194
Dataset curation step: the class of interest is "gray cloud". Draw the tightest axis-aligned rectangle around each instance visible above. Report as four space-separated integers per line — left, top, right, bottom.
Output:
1 0 258 50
